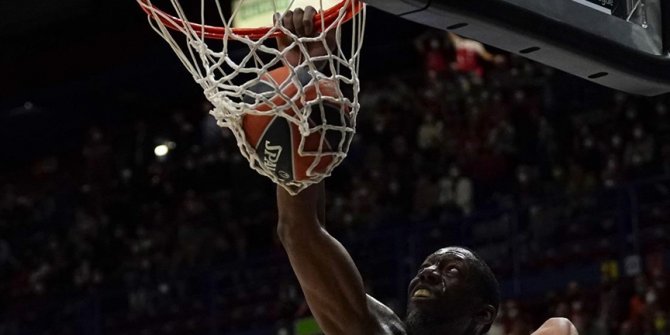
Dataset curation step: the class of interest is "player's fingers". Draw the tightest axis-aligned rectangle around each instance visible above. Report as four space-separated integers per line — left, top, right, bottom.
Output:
292 8 305 36
303 6 317 36
325 26 336 50
274 13 290 49
282 10 295 34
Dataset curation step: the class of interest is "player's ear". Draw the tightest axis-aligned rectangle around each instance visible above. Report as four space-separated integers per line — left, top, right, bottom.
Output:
474 304 496 329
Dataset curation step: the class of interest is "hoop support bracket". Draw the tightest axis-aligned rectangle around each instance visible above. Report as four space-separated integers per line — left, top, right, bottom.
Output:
365 0 670 96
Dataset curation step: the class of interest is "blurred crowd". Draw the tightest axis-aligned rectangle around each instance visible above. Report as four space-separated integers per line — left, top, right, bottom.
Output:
355 32 670 221
1 31 669 335
488 271 670 335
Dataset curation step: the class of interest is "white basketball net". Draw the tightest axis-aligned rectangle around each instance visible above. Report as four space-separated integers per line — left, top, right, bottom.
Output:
138 0 366 194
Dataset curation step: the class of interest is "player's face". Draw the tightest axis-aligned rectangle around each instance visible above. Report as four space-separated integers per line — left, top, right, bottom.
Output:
406 247 481 329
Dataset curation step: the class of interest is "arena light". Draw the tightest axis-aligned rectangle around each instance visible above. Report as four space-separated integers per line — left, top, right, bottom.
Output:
231 0 341 28
154 144 169 157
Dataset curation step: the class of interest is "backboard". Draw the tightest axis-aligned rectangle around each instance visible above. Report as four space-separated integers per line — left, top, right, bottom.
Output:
364 0 670 96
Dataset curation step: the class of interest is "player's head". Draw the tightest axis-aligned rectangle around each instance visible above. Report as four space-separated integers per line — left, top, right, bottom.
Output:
405 247 500 335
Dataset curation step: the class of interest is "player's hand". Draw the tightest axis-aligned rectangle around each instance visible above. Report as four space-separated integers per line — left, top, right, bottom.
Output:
274 7 337 68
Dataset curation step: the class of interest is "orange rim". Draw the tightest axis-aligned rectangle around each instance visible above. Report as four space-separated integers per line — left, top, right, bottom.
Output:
137 0 364 40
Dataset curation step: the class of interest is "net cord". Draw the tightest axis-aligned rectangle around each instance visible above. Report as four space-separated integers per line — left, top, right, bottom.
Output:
140 0 366 194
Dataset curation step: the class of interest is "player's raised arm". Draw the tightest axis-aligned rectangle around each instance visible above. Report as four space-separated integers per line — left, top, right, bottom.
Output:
277 184 385 335
273 8 402 335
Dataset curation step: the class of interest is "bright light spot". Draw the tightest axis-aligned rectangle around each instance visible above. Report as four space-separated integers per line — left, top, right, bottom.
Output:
154 145 169 157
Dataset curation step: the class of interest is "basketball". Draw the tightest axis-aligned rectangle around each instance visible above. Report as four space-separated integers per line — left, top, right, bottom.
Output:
241 67 351 183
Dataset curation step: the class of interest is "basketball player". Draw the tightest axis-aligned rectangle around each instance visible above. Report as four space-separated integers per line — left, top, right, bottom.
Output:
275 8 578 335
448 33 504 78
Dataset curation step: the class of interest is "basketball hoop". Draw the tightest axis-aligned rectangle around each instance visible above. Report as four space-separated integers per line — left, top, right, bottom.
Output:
137 0 366 194
137 0 364 40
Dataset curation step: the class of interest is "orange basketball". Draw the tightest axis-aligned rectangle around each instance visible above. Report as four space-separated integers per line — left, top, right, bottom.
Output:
242 67 350 183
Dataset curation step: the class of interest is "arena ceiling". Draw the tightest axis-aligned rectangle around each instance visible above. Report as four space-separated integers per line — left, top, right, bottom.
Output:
0 2 153 102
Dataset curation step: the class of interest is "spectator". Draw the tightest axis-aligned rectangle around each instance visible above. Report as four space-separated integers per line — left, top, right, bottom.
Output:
2 28 670 335
437 165 473 216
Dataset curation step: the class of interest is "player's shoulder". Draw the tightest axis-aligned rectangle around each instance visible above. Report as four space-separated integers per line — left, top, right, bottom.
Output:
366 295 407 335
532 317 578 335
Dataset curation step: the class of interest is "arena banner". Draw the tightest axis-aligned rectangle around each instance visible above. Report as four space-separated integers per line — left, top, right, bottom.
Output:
232 0 341 28
571 0 614 14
